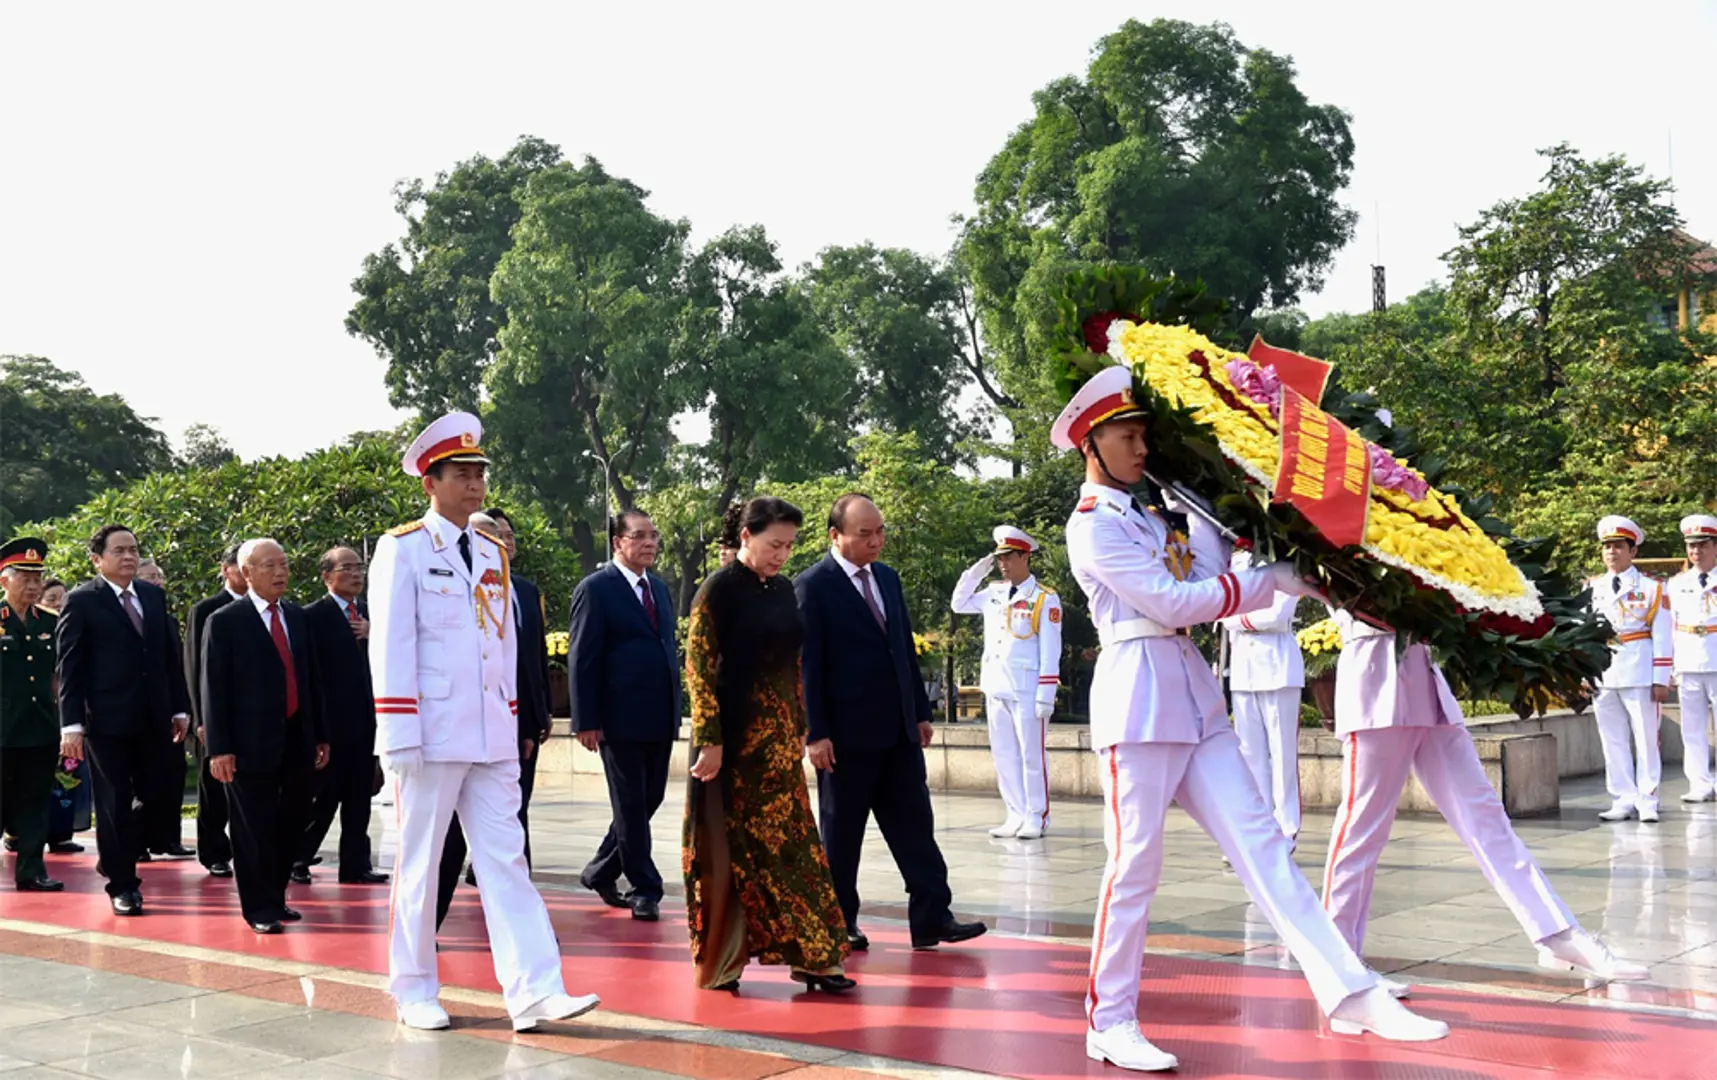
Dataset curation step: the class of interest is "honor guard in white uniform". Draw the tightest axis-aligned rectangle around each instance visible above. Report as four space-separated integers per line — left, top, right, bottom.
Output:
1052 366 1446 1072
1668 514 1717 802
1320 612 1647 991
1217 551 1304 843
1589 516 1673 822
951 526 1063 839
371 412 598 1032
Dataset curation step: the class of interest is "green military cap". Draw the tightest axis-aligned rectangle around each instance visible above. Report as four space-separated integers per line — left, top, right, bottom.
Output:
0 538 48 573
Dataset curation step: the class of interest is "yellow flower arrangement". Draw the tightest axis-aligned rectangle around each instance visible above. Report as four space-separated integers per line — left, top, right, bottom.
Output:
546 630 570 669
1295 618 1342 657
1109 320 1538 620
912 632 934 658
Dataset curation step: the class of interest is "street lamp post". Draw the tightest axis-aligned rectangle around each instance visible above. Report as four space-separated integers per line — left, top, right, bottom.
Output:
582 448 613 564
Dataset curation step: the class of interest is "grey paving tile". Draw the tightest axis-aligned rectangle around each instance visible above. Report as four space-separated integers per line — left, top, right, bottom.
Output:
64 1034 299 1080
0 998 67 1033
102 992 306 1036
320 1031 563 1079
2 1017 164 1066
212 1009 404 1059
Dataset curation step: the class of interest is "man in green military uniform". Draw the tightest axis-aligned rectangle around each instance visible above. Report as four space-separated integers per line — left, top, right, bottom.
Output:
1 537 66 892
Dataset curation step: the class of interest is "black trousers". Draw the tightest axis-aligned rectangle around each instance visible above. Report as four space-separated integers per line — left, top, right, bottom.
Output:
816 734 954 935
225 742 313 924
298 743 376 875
435 738 541 929
143 738 189 852
581 739 671 902
1 745 56 883
193 736 232 866
84 731 161 897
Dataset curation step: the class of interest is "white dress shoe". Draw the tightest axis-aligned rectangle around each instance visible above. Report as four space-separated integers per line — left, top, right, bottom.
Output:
1015 823 1046 840
989 816 1024 838
1537 929 1650 981
1329 986 1449 1042
1085 1020 1178 1072
1597 803 1635 822
1680 789 1715 803
1639 806 1661 823
1371 970 1411 999
512 991 601 1032
397 999 451 1030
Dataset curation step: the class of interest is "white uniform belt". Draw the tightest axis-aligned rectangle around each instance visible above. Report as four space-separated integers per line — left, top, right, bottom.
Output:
1099 618 1182 647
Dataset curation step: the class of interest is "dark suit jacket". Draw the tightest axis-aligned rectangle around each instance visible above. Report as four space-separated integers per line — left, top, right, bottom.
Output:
56 577 192 736
303 594 375 752
185 590 244 727
513 576 552 741
796 555 931 752
200 598 327 770
568 563 680 743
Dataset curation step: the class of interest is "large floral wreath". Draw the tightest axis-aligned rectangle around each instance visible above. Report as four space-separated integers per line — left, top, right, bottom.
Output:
1051 267 1610 714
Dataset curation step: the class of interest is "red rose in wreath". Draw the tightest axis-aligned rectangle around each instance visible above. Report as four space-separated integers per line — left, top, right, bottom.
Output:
1081 311 1139 354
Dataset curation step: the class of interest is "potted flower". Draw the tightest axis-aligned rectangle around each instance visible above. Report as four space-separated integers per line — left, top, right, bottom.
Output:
546 630 571 717
1296 618 1341 726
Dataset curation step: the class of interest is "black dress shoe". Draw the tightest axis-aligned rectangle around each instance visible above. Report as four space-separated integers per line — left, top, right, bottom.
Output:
911 918 987 950
288 864 312 885
17 876 64 892
136 850 152 863
464 867 477 887
847 928 869 952
792 972 857 993
631 896 660 921
307 855 323 866
111 892 143 916
582 879 631 909
206 861 234 878
279 906 303 922
1 836 15 853
709 980 740 992
339 870 389 885
49 841 85 854
249 920 284 935
152 844 196 859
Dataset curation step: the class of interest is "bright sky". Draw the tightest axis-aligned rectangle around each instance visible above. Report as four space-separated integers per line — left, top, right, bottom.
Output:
3 1 1712 462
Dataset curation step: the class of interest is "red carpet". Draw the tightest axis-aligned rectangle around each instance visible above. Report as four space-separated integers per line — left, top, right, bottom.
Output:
3 855 1712 1080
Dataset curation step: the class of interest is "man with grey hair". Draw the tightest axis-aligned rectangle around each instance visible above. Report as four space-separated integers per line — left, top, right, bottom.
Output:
200 539 330 933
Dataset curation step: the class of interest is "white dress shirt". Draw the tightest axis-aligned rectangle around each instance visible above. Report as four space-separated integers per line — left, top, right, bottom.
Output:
249 591 290 648
830 551 886 623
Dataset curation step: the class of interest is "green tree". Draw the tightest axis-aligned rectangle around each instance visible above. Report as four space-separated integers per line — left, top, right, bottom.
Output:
487 156 692 571
346 135 566 416
22 436 581 622
805 244 978 466
653 226 855 613
178 423 237 470
0 355 174 536
963 18 1356 419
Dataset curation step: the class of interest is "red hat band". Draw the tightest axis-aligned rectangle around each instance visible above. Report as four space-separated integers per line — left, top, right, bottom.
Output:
1067 391 1140 446
416 433 483 475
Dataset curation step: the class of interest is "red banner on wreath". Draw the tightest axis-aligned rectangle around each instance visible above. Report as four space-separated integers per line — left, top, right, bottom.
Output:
1249 335 1333 405
1272 386 1370 549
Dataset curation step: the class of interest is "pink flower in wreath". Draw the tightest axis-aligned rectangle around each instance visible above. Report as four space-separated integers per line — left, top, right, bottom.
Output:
1368 445 1430 501
1223 357 1282 415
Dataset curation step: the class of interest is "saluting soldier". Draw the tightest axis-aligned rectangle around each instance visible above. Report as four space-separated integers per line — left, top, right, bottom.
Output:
1 538 66 892
369 412 598 1033
1667 514 1717 803
951 525 1063 839
1590 516 1674 822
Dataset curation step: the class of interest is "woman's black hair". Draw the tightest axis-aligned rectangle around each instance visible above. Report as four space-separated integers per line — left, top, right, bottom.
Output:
733 496 803 546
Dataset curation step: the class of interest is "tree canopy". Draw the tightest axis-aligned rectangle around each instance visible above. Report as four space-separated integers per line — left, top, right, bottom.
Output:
0 354 175 537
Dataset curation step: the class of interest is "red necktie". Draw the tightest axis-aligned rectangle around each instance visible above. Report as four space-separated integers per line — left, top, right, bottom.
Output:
639 578 658 631
268 603 299 717
346 601 361 627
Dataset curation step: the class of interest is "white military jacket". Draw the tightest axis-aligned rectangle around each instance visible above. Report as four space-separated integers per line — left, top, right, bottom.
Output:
1331 611 1462 735
1065 482 1273 750
1589 566 1672 689
1667 567 1717 675
369 508 520 763
950 566 1063 707
1218 552 1303 693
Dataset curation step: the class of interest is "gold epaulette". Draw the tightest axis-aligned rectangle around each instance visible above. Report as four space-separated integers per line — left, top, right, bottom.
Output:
473 528 502 546
386 520 426 538
34 605 58 617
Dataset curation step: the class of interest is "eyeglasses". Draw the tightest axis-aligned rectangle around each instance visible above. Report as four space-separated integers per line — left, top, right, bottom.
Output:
329 563 365 574
620 531 661 542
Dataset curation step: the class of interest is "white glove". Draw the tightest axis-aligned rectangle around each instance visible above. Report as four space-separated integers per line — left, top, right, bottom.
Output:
1266 561 1321 599
1036 701 1054 721
1158 488 1189 514
971 553 997 573
383 747 423 780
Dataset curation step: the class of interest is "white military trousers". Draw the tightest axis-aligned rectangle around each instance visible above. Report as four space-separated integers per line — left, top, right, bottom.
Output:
1677 672 1717 797
1231 687 1303 842
1320 726 1575 954
987 695 1049 828
1085 728 1373 1032
1594 687 1663 814
389 759 566 1017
